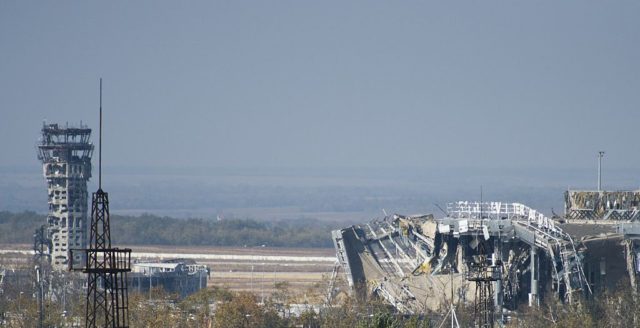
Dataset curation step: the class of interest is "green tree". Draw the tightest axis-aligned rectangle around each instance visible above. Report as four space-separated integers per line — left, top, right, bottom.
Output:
212 292 287 328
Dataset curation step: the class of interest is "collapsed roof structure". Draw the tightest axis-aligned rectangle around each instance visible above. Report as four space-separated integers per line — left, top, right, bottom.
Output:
332 191 640 326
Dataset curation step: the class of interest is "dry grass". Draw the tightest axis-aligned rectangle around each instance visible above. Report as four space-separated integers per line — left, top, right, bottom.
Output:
0 244 337 299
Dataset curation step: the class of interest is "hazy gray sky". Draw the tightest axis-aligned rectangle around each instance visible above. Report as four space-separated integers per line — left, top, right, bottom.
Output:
1 1 639 170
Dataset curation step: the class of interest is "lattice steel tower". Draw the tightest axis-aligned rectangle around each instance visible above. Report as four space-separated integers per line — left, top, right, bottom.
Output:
71 79 132 328
37 121 93 270
467 243 501 328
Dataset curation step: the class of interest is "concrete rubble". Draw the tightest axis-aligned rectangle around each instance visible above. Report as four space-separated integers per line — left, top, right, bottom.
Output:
332 192 640 322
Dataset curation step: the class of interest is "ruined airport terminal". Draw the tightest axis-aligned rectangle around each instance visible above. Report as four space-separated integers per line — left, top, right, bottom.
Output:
2 121 636 327
332 190 640 324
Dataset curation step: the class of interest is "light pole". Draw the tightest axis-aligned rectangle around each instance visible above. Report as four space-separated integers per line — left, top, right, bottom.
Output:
261 263 265 304
598 151 605 191
250 265 254 295
35 265 44 328
18 291 24 316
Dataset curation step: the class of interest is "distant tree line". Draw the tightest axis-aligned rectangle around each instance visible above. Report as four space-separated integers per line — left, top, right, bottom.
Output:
0 211 335 248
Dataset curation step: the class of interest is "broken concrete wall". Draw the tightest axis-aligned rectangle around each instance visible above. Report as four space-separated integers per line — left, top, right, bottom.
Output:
37 123 93 270
565 190 640 221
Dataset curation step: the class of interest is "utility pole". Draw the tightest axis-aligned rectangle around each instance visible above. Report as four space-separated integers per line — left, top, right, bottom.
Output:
598 151 605 191
436 267 460 328
35 265 44 328
261 263 265 304
33 225 49 328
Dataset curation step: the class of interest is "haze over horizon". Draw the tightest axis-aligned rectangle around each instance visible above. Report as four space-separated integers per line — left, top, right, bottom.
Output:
1 2 639 218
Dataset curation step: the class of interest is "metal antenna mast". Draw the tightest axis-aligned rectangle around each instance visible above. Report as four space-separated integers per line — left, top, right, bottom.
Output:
597 151 605 191
71 79 132 328
33 225 49 328
436 267 460 328
99 78 102 189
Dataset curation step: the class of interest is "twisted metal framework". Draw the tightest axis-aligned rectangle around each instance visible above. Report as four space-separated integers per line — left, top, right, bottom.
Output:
446 201 591 303
565 190 640 221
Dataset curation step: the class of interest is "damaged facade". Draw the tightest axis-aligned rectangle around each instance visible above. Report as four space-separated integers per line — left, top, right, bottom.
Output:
332 192 640 324
565 190 640 221
37 123 93 270
129 259 209 298
565 190 640 295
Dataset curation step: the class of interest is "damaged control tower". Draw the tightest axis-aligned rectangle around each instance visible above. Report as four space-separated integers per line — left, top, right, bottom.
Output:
37 122 94 270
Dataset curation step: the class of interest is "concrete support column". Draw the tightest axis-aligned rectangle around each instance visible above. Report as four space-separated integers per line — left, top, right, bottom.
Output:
493 239 503 313
626 240 637 296
529 245 538 306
